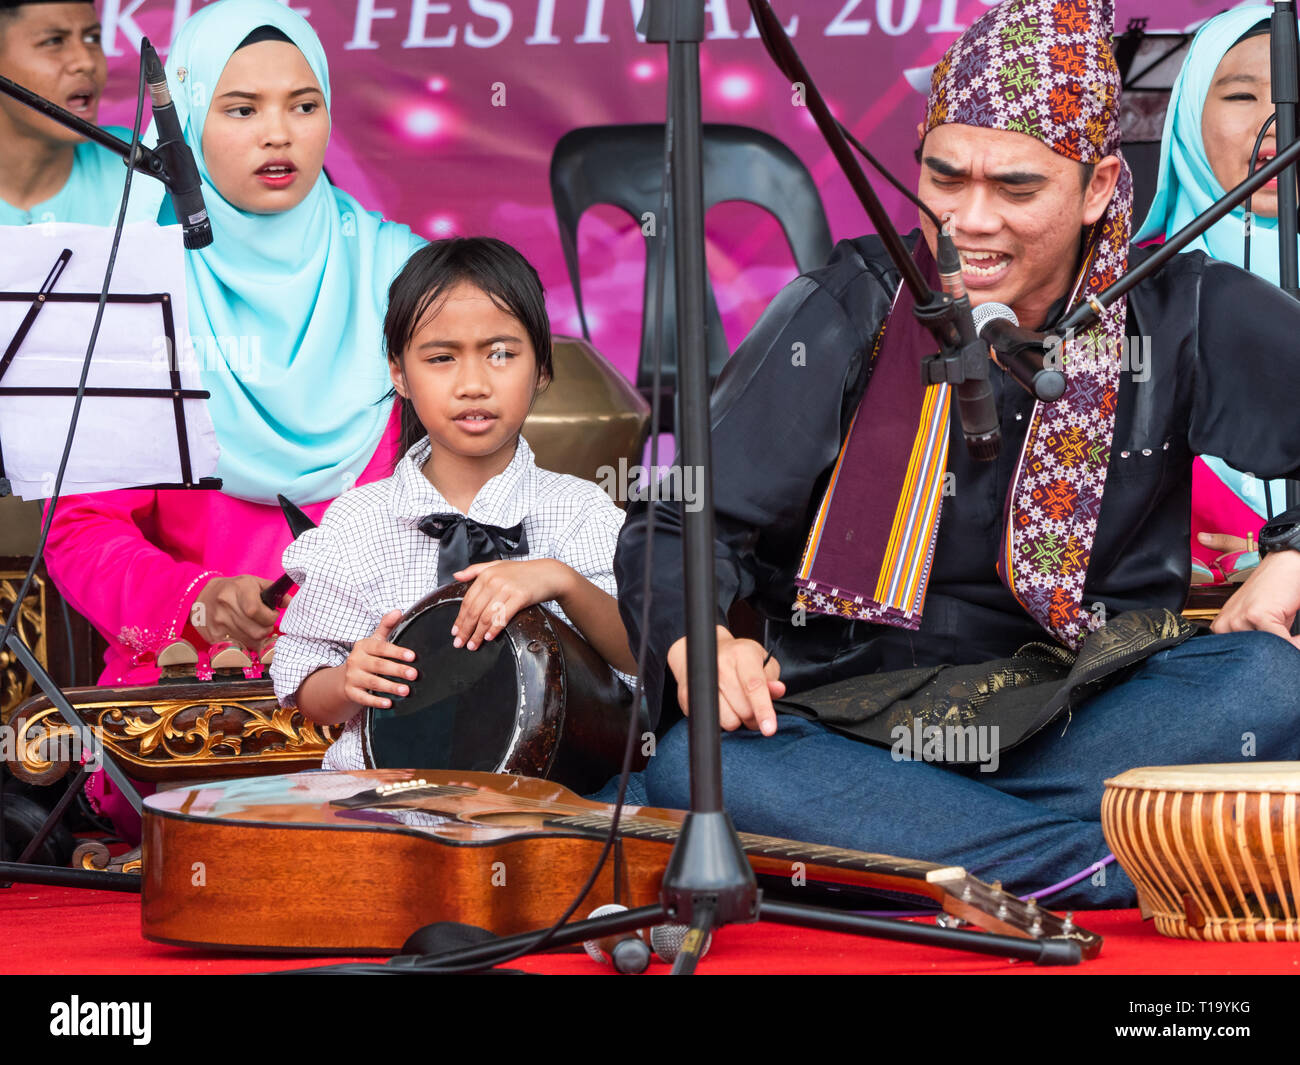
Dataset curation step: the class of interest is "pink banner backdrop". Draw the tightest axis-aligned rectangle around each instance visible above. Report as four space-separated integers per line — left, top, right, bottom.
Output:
97 0 1227 381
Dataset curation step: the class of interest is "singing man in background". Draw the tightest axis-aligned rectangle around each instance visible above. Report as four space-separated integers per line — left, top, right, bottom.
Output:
614 0 1300 909
0 0 131 224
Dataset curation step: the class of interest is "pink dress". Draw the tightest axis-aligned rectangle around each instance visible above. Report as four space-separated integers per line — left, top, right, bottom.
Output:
1189 456 1267 577
40 402 402 842
44 402 402 685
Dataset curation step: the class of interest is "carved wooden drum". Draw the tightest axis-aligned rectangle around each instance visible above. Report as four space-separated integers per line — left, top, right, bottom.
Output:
1102 763 1300 941
361 583 638 795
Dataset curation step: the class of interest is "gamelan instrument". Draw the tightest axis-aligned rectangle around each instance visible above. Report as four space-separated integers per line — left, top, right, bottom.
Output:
364 583 639 794
1102 762 1300 941
140 769 1102 957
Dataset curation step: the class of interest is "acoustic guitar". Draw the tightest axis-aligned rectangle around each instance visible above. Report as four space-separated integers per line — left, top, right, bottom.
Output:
141 769 1101 958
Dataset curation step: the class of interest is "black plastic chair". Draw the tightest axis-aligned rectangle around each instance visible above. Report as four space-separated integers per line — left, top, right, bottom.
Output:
550 123 833 432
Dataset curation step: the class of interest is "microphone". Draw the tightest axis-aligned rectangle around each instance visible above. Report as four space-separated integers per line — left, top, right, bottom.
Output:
582 904 652 974
970 303 1066 403
580 905 713 970
646 921 712 964
935 230 999 461
141 38 212 250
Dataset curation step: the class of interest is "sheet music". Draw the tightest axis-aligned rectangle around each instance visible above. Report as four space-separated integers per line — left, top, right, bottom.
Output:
0 222 219 499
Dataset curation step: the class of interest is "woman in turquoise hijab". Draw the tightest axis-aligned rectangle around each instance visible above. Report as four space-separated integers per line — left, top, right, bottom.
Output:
42 0 423 839
1136 5 1292 582
139 0 424 505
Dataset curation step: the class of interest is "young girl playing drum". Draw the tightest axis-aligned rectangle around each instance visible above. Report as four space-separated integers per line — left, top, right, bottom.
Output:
271 237 637 771
41 0 422 836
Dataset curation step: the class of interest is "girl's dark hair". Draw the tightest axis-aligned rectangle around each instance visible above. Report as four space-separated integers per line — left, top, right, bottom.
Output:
383 237 553 460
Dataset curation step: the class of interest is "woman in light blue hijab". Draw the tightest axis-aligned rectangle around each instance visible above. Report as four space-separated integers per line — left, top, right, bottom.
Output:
1136 6 1291 581
43 0 426 841
1136 6 1292 281
136 0 424 505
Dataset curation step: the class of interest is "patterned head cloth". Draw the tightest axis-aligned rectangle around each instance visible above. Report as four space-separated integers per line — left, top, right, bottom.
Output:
796 0 1133 650
934 0 1134 647
926 0 1124 163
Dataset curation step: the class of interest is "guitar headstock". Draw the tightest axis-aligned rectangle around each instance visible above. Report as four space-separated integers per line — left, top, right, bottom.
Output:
927 868 1102 959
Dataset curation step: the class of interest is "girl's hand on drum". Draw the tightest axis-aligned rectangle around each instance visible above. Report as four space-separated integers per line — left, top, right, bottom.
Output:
451 560 573 650
195 574 285 647
343 609 418 708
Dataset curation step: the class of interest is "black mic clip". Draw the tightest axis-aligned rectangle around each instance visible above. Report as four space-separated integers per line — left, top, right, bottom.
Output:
915 292 991 390
141 38 213 250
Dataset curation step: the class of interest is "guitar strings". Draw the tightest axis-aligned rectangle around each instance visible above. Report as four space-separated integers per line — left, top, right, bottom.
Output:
379 782 988 876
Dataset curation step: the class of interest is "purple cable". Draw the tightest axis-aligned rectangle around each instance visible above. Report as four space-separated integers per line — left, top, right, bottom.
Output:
1019 854 1116 902
848 853 1119 919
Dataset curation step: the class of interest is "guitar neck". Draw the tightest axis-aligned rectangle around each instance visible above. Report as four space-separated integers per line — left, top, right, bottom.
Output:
549 810 950 887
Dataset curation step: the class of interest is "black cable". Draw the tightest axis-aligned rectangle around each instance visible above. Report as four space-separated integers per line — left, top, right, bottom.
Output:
744 0 942 229
0 58 148 674
1241 112 1280 522
1243 112 1277 274
839 123 943 229
59 595 76 689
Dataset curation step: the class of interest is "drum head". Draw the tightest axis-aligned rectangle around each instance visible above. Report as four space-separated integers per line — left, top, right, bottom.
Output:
1107 762 1300 793
365 602 519 771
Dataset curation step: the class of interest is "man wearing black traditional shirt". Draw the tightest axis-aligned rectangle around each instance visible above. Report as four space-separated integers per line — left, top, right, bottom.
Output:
612 0 1300 908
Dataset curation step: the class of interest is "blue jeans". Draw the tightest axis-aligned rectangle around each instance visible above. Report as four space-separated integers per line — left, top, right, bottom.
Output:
595 631 1300 910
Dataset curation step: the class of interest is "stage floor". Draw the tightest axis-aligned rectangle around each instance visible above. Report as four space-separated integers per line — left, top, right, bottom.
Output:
4 884 1299 975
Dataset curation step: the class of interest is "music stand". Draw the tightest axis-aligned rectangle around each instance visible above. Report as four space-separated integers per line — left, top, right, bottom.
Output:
0 222 219 892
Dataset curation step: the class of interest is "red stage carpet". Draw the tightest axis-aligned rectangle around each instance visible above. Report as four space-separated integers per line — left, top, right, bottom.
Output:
4 884 1299 975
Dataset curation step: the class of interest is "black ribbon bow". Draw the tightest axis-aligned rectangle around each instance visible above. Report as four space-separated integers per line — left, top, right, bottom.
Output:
418 514 529 587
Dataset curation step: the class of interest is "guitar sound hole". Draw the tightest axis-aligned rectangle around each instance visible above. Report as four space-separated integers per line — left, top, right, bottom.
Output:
368 602 520 772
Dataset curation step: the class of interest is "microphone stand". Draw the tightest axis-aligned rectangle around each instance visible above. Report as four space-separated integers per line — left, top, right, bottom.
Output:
642 0 757 957
1273 1 1300 302
1271 1 1300 509
0 45 213 894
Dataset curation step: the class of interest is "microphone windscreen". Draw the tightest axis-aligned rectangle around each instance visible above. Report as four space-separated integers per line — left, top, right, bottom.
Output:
970 301 1018 334
649 922 712 963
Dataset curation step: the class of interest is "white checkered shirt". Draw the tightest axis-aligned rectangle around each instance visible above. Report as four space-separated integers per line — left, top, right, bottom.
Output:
271 435 629 771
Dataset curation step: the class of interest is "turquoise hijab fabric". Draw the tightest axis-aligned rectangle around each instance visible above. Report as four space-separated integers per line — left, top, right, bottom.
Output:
0 128 134 225
150 0 422 505
1136 6 1291 520
1135 6 1294 286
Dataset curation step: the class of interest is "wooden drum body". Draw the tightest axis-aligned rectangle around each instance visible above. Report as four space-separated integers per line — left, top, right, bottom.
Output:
362 583 639 795
1102 763 1300 941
